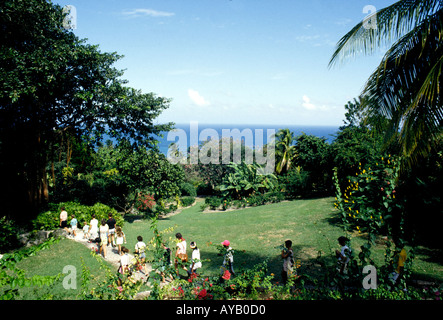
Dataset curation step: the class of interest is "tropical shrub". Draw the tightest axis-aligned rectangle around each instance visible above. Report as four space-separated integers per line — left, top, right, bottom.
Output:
333 155 404 239
205 196 223 210
180 196 195 208
135 192 156 213
294 133 332 195
180 182 197 197
0 217 20 252
246 191 284 207
218 162 278 199
280 166 311 198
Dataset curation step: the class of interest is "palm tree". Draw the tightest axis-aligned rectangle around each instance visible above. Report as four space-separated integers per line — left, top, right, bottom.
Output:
329 0 443 165
274 128 297 175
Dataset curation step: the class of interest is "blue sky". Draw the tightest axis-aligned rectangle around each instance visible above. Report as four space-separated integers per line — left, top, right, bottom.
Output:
54 0 396 126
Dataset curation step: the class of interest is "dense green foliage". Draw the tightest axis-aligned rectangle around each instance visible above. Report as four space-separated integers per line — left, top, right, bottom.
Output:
330 0 443 165
218 162 278 199
0 217 20 252
0 0 173 220
32 202 124 231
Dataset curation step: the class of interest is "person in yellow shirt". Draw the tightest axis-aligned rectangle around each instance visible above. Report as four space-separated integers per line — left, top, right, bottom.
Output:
390 240 407 284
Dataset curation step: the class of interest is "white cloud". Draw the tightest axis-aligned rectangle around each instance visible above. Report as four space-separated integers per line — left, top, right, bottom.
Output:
295 34 321 42
302 95 317 110
166 69 223 77
335 18 353 27
188 89 210 106
302 95 338 112
122 8 175 18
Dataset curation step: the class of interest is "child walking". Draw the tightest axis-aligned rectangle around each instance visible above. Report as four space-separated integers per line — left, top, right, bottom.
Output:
221 240 235 278
188 241 202 276
335 236 351 274
69 214 78 238
390 240 408 288
115 226 127 255
281 239 294 284
160 243 173 283
174 233 188 276
82 221 90 239
135 236 148 274
119 246 130 275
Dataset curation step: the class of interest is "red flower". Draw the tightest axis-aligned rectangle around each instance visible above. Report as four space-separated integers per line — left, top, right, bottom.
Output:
188 272 198 283
222 270 231 280
197 288 207 300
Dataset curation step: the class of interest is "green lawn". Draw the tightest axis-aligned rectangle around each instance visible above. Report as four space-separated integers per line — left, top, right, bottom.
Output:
15 238 114 299
124 197 443 283
14 197 442 299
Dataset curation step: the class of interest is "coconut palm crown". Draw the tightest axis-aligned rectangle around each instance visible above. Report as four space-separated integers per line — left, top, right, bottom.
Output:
329 0 443 165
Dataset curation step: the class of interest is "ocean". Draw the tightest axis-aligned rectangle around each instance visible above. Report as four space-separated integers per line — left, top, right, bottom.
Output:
155 123 339 156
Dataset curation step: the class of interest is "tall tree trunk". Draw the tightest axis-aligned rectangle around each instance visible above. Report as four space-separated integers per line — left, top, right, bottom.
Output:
22 129 50 219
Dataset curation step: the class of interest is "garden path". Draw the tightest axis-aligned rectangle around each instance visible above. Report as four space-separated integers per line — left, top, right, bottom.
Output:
63 198 204 299
67 230 151 284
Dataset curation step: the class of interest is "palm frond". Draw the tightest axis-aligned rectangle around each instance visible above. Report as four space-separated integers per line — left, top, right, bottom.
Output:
329 0 442 67
361 8 443 163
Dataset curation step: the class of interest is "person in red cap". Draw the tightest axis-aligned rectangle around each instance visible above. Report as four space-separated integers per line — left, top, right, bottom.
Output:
221 240 235 277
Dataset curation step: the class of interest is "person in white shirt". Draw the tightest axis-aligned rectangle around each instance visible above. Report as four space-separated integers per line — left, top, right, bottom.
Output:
119 247 130 274
99 219 109 258
188 241 202 275
335 236 351 274
174 233 188 275
89 214 99 240
135 236 148 274
59 207 69 232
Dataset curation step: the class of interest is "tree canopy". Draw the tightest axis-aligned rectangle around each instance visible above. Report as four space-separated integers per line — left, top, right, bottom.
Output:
330 0 443 166
0 0 173 219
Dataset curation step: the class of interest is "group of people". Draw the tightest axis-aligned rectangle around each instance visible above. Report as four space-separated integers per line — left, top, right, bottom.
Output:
281 236 407 287
59 208 127 259
278 236 354 285
171 233 234 279
60 208 407 286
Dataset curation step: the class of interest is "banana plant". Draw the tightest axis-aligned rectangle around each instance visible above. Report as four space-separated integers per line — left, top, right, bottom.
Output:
218 162 277 199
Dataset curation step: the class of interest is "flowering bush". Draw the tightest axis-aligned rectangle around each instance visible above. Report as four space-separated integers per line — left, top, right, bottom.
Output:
333 155 404 239
135 192 156 213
